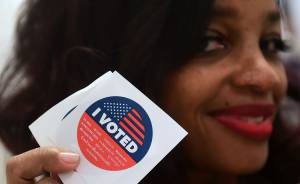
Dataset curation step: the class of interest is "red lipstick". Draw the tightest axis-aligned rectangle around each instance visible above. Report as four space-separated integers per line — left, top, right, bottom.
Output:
209 104 276 141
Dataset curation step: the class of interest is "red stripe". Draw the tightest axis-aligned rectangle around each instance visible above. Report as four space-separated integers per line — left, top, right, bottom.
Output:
132 109 142 120
123 117 145 139
119 121 143 145
78 113 136 170
128 112 145 131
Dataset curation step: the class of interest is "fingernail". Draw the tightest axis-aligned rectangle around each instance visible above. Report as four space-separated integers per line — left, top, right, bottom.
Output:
58 152 80 164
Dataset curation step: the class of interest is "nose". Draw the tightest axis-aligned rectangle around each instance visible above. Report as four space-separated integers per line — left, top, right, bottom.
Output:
231 49 282 96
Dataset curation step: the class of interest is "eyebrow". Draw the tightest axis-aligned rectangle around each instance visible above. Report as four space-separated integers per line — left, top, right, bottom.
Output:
211 6 239 19
211 6 281 25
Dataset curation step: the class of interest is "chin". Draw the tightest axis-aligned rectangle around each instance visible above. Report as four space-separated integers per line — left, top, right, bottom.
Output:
230 160 267 175
224 146 269 175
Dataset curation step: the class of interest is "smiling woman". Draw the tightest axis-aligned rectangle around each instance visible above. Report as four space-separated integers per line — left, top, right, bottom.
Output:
0 0 292 183
160 1 287 179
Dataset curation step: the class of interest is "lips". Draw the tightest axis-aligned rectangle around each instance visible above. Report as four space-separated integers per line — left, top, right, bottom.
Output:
209 104 276 141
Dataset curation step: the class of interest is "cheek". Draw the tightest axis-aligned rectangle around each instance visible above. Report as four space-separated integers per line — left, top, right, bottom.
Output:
160 61 232 138
275 66 288 103
160 63 271 174
160 66 223 123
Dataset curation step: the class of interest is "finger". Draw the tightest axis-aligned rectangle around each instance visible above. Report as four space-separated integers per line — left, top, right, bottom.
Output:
7 147 79 183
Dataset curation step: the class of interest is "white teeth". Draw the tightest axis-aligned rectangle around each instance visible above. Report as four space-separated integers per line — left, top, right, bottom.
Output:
242 116 264 123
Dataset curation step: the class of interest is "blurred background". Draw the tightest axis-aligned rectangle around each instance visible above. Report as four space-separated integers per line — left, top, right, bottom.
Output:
0 0 24 72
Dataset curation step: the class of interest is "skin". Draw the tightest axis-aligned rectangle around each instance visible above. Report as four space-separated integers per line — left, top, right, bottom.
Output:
6 0 287 183
6 147 79 184
160 0 287 183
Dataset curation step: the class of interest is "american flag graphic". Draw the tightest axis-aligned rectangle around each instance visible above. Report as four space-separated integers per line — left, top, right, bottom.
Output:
103 102 145 145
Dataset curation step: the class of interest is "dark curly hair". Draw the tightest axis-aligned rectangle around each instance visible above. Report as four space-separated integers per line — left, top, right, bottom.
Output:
3 0 300 183
0 0 214 183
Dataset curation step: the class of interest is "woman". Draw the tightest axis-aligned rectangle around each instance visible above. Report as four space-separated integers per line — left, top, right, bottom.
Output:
1 0 289 183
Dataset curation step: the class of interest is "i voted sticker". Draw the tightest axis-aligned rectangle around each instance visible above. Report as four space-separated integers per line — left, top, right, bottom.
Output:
77 96 153 171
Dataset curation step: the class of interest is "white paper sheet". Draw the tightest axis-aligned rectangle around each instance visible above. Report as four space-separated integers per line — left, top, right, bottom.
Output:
29 71 187 184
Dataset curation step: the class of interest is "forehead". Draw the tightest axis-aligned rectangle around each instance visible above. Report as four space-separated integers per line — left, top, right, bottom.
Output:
212 0 280 24
214 0 278 11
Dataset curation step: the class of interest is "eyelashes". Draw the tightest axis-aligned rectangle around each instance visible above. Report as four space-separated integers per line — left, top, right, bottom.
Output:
197 32 290 58
199 36 226 53
196 29 229 56
260 37 290 54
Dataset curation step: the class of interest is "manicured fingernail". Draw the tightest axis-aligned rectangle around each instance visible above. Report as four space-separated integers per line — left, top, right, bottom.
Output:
58 152 80 164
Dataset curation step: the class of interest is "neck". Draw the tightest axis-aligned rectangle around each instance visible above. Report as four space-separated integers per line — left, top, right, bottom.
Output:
186 169 238 184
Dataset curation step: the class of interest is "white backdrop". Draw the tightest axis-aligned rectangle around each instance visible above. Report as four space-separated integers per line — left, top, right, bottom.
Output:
0 3 24 183
0 0 24 72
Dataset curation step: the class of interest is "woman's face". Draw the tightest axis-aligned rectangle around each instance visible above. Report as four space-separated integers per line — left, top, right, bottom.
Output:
161 0 287 174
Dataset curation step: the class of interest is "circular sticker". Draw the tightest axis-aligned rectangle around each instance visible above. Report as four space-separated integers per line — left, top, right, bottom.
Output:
77 96 153 171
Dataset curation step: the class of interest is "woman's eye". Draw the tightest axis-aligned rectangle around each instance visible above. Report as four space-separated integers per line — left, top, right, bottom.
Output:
199 36 226 54
260 37 289 55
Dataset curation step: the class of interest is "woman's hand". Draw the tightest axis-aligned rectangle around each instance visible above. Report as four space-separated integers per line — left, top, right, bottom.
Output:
6 147 80 184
